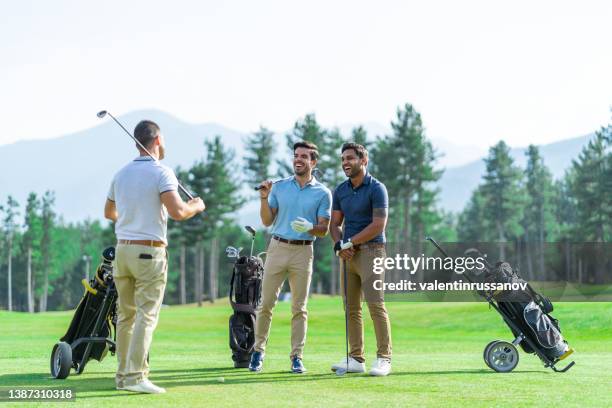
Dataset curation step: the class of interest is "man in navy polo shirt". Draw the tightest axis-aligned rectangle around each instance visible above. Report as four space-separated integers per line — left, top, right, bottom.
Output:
249 141 332 374
330 142 392 376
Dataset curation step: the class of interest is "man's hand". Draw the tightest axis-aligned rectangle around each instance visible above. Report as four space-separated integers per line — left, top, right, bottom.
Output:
291 217 313 233
339 248 355 260
334 239 354 256
340 239 353 250
189 197 205 213
259 180 272 199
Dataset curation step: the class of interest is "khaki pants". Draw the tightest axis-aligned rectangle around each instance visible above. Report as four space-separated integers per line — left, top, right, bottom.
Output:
254 239 314 359
114 244 167 387
340 244 392 362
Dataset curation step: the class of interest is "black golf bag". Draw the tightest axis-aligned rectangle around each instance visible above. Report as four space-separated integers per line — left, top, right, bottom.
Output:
484 262 570 361
50 247 118 379
229 255 264 368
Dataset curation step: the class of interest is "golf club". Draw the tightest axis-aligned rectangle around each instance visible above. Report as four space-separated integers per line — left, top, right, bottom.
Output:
97 110 195 200
244 225 256 256
336 258 350 376
254 168 323 191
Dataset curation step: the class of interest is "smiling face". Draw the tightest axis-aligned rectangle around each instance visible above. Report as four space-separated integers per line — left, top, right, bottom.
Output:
341 148 367 178
293 147 316 176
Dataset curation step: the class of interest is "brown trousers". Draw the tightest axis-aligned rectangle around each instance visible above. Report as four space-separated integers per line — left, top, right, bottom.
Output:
340 244 392 362
114 244 167 387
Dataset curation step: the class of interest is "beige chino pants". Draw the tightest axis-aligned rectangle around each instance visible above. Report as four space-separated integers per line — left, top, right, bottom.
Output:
254 238 314 359
340 244 392 362
114 244 167 387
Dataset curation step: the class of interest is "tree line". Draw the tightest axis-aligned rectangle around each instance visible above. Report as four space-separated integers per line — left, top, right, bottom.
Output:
0 104 609 311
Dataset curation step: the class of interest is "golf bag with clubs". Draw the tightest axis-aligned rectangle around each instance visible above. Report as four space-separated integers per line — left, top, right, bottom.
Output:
50 247 118 379
481 260 574 369
227 226 264 368
228 256 264 367
427 238 575 373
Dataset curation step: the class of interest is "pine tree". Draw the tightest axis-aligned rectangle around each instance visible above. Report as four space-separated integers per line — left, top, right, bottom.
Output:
0 196 20 311
244 126 275 185
40 191 56 311
480 141 525 259
22 193 43 312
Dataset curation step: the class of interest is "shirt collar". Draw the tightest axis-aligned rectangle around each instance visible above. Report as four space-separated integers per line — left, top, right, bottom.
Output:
134 156 156 162
292 175 318 188
348 171 371 189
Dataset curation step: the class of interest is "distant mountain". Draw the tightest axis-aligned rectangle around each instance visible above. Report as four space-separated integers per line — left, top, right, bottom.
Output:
437 134 594 213
0 109 593 225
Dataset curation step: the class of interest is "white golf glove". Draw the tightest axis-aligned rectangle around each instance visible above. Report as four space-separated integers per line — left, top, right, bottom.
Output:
340 239 354 250
291 217 313 233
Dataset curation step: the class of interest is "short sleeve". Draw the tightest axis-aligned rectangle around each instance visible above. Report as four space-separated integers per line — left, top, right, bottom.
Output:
317 189 332 219
268 184 279 209
107 176 115 201
372 182 388 209
332 187 341 211
159 167 179 194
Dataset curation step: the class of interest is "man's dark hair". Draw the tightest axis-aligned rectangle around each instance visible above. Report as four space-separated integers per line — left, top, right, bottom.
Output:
341 142 368 159
293 141 319 161
134 120 160 149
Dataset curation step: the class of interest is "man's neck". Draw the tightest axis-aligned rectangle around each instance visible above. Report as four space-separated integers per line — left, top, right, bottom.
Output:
139 150 159 160
349 169 366 188
295 172 313 188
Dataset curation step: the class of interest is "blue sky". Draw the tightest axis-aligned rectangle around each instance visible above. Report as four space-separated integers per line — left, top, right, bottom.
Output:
1 0 610 147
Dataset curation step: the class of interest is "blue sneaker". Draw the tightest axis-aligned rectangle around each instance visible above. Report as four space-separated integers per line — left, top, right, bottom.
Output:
291 356 307 373
249 351 264 372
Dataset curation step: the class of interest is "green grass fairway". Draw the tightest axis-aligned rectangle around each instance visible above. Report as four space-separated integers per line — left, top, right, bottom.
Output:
1 298 611 407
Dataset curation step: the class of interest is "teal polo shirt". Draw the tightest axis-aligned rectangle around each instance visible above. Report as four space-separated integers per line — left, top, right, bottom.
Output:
268 176 332 241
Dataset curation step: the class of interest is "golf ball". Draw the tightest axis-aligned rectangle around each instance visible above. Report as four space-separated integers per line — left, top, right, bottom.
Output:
217 377 225 383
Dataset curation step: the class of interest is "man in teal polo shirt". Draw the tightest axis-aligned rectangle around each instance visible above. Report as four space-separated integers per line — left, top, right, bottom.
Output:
250 141 332 373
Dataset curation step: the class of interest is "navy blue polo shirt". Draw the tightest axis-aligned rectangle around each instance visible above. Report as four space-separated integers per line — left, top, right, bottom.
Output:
332 172 388 243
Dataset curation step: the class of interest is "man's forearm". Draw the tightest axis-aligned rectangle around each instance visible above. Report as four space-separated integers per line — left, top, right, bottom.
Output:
309 222 329 238
349 222 384 245
260 199 274 226
330 223 343 243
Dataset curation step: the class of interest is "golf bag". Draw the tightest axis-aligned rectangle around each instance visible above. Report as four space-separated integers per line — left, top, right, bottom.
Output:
50 247 118 379
484 261 570 361
229 255 264 368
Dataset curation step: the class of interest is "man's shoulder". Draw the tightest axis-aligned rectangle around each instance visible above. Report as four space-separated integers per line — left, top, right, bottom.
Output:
368 175 387 190
334 178 351 192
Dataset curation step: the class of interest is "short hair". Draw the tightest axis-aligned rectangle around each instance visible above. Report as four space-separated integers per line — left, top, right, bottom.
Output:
341 142 368 159
293 141 319 161
134 120 160 149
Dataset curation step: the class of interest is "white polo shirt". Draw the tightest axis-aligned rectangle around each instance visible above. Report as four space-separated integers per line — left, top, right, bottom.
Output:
107 156 178 245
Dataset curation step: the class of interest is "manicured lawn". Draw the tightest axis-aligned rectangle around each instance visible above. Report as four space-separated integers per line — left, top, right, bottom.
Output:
1 298 611 407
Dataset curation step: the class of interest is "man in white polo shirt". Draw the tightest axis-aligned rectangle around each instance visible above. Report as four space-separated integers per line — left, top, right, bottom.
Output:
104 120 204 394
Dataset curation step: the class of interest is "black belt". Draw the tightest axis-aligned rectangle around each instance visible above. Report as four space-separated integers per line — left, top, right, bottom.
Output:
273 236 313 246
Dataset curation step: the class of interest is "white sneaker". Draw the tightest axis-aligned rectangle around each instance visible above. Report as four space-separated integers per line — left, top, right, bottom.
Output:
369 358 391 376
124 379 166 394
331 356 366 373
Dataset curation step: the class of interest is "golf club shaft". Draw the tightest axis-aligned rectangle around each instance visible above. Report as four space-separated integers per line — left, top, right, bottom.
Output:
343 258 349 370
104 111 195 200
254 168 322 190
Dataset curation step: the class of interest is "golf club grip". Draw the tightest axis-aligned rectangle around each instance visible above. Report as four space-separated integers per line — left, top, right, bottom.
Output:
254 179 281 191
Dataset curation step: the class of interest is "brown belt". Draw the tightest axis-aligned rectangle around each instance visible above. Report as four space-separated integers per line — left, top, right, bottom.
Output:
354 242 385 250
118 239 166 247
273 235 313 246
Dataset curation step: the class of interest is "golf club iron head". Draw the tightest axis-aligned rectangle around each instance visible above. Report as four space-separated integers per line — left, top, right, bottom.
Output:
244 225 256 237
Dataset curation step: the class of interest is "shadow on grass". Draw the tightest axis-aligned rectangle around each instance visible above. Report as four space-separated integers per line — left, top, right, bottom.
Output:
0 367 546 399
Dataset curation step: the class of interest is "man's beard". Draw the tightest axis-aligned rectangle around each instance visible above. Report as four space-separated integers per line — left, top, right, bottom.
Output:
158 145 166 160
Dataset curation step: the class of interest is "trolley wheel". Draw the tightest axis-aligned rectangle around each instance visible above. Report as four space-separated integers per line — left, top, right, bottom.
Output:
485 341 519 373
50 342 72 379
483 341 501 369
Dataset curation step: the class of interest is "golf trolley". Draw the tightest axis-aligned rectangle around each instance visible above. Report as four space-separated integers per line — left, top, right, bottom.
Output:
51 247 118 379
226 226 265 368
426 237 575 373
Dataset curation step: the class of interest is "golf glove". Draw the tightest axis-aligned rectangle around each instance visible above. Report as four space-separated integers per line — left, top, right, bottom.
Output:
291 217 313 233
334 239 354 256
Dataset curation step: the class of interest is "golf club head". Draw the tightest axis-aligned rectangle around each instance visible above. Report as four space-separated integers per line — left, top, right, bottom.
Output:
225 246 240 258
244 225 256 237
96 110 108 118
335 367 348 376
